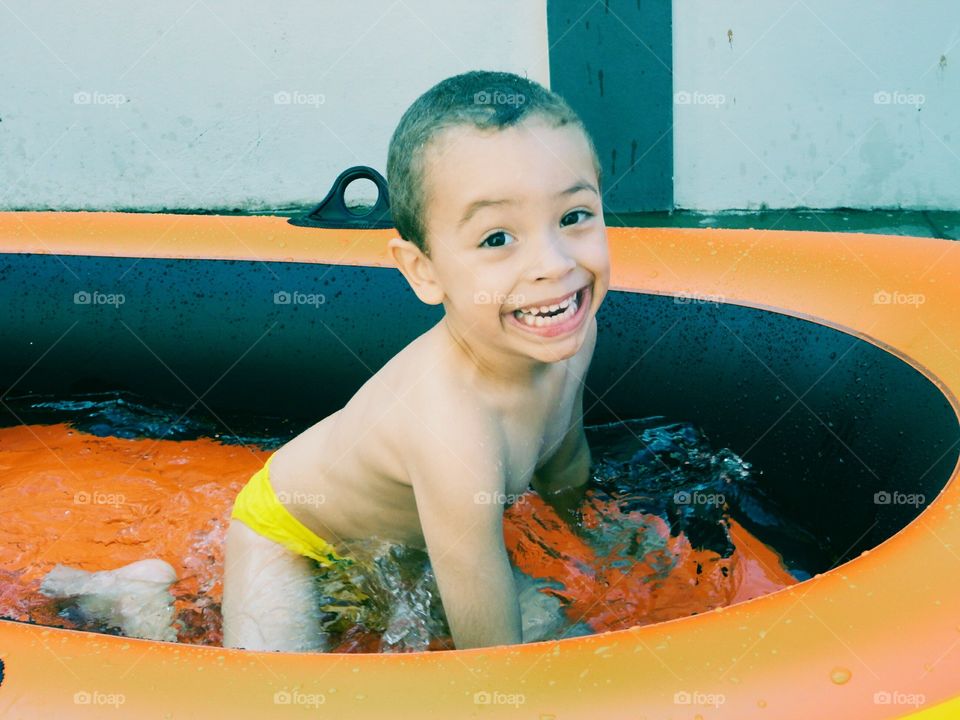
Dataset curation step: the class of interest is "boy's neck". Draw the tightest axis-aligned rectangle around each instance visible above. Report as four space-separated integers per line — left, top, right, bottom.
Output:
438 315 562 392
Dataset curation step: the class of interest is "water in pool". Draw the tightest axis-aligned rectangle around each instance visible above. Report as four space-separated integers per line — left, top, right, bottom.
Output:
0 390 806 653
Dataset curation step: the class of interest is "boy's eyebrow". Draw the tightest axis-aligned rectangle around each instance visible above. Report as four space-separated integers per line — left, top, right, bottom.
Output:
457 181 599 228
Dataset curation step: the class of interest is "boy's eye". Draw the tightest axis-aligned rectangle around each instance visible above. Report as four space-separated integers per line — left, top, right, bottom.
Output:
478 211 593 248
560 209 594 227
479 230 515 249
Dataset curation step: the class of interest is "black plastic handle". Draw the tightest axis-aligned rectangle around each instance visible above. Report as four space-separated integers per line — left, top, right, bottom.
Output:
289 165 394 229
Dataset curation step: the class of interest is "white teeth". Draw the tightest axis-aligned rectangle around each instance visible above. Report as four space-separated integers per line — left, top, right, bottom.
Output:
513 290 580 327
516 291 576 317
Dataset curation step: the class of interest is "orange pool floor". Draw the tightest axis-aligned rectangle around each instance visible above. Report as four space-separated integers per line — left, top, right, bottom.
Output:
0 423 797 652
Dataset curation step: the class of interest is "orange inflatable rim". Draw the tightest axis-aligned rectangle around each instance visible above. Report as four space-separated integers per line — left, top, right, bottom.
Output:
0 211 958 720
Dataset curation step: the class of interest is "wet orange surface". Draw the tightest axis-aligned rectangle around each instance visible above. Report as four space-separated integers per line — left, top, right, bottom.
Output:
0 422 796 651
504 493 798 632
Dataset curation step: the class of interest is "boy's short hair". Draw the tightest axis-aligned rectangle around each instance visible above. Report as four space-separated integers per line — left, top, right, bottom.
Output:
386 69 602 256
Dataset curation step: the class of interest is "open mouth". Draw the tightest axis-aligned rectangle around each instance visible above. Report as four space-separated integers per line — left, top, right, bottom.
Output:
506 284 590 337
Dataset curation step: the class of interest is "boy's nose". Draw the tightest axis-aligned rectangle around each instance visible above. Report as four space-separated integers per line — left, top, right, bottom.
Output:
532 231 576 281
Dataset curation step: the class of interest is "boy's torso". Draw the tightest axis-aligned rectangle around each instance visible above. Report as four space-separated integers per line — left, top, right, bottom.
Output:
268 317 596 552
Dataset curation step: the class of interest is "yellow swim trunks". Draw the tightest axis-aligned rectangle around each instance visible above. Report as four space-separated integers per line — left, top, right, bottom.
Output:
230 454 388 636
231 454 454 644
230 453 352 568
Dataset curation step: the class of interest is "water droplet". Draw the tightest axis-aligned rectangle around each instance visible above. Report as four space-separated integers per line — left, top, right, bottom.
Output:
830 667 852 684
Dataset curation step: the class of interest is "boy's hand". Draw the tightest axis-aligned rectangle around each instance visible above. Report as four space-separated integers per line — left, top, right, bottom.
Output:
542 484 588 532
534 467 591 541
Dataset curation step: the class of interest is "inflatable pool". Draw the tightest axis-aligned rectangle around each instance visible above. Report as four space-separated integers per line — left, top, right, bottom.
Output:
0 208 958 718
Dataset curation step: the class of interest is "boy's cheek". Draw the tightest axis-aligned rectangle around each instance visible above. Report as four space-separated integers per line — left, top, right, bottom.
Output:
591 271 611 309
589 247 612 287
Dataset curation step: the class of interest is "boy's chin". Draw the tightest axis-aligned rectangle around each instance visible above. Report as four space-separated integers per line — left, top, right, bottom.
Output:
526 343 582 363
510 332 584 363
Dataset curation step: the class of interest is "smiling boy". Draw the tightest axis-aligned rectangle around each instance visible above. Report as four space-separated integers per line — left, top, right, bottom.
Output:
222 69 610 652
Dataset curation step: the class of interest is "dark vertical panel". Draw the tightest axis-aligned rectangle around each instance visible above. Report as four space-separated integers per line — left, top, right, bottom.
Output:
547 0 673 212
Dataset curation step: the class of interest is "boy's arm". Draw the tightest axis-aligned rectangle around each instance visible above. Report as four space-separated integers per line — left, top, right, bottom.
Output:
410 423 522 650
531 421 592 532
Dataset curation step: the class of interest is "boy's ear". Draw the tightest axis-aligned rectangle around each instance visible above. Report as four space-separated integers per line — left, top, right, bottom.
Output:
387 236 445 305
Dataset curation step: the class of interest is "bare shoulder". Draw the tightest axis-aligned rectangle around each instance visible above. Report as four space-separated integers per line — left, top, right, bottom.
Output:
405 373 503 484
377 326 498 463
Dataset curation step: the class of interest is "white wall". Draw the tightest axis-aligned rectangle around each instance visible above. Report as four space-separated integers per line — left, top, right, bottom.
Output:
0 0 549 211
673 1 960 211
6 2 958 213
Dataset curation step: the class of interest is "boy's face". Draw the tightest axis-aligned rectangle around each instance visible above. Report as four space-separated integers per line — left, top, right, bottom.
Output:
419 115 610 366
